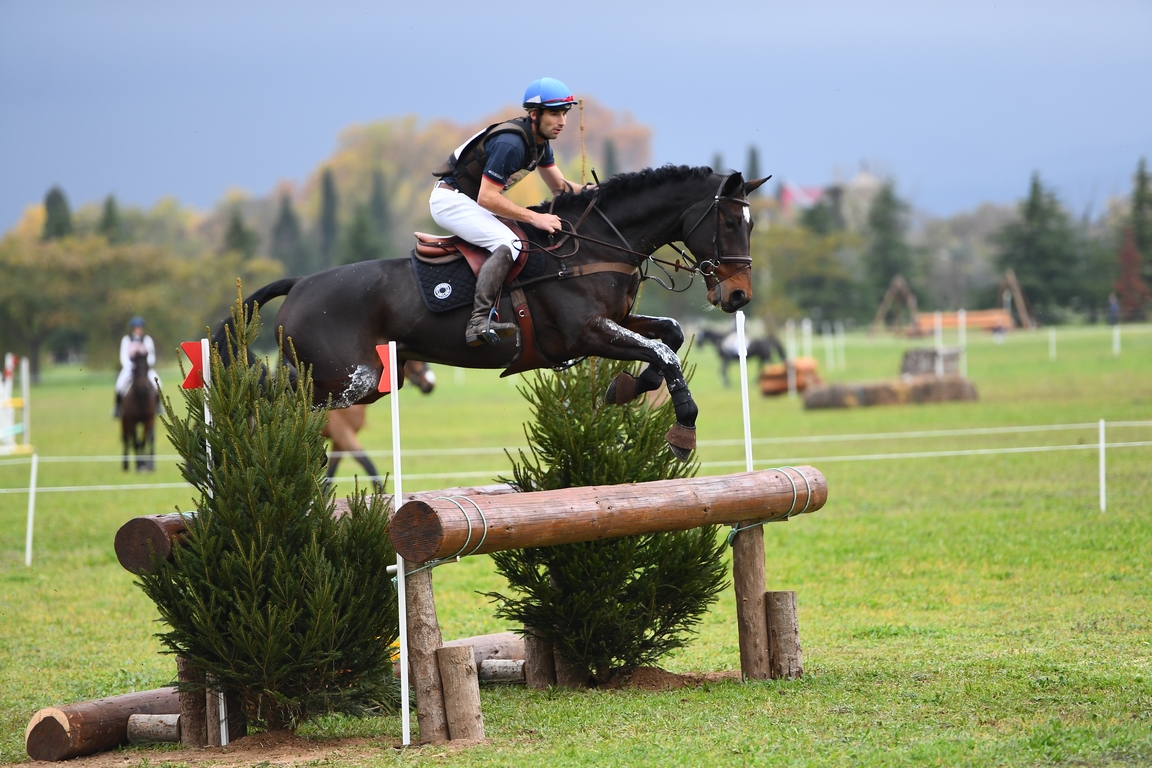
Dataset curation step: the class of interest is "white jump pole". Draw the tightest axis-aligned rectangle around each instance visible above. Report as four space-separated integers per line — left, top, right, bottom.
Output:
736 312 753 473
21 357 30 447
958 309 967 379
1098 419 1106 513
822 320 835 371
388 341 411 746
1049 328 1057 362
785 320 797 397
834 320 846 369
24 453 38 567
934 311 944 377
1112 325 1121 356
801 317 813 361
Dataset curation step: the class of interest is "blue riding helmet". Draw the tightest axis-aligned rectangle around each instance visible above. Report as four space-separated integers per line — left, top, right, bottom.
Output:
129 316 145 328
523 77 576 111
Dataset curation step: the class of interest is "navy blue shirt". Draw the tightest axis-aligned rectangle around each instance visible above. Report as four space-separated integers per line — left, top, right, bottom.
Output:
481 132 555 190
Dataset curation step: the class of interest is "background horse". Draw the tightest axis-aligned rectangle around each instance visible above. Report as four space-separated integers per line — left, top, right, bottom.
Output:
697 328 788 387
321 360 435 491
120 350 158 471
213 166 768 460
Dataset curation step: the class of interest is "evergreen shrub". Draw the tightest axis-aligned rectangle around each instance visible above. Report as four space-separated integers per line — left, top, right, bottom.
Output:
485 357 729 684
138 297 399 731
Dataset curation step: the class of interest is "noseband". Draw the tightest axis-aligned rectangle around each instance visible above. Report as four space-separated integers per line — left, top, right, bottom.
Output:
671 173 752 281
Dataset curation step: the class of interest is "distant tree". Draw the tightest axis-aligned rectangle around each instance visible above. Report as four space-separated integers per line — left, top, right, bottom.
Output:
98 195 124 244
42 186 73 241
271 194 315 276
993 173 1080 322
339 205 386 265
367 170 397 260
318 168 339 269
1114 227 1150 320
221 209 259 259
711 152 724 173
746 146 762 193
601 139 619 178
1132 158 1152 286
799 197 843 236
863 181 914 306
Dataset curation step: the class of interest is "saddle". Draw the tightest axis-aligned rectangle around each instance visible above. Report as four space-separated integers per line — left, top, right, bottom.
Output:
412 218 531 283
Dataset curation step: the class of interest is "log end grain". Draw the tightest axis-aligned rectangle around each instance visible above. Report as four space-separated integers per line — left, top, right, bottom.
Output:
25 709 70 762
114 514 188 574
390 500 448 562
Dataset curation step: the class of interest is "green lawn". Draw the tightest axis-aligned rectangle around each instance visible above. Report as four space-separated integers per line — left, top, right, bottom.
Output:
1 323 1150 767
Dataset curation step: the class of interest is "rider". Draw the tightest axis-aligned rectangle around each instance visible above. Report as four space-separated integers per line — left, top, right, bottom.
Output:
114 316 160 417
430 77 595 346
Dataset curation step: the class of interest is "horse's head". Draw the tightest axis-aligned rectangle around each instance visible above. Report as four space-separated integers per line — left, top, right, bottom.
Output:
681 172 770 313
403 360 436 395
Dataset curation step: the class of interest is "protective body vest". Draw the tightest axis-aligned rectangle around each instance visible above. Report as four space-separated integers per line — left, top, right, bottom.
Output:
432 116 544 201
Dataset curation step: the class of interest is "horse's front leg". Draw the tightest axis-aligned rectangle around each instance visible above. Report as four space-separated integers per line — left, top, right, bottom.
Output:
582 316 697 461
603 315 685 406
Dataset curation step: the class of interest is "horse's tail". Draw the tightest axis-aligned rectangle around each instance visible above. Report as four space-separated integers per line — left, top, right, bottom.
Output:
210 277 301 368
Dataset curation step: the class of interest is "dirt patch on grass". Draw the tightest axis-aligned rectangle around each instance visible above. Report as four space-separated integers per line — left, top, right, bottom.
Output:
602 666 741 690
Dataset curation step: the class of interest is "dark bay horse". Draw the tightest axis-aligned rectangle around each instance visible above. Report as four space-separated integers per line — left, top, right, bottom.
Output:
697 328 788 387
213 165 768 460
322 361 435 491
120 350 158 471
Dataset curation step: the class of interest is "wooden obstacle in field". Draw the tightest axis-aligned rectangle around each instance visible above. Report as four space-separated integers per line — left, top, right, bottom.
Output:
394 467 826 744
25 688 183 762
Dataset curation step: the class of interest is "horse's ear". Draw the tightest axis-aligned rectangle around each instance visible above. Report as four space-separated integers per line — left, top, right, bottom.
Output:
744 176 772 195
721 172 745 197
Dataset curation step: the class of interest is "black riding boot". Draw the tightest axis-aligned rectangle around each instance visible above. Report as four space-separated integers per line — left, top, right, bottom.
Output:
465 246 518 346
113 392 123 418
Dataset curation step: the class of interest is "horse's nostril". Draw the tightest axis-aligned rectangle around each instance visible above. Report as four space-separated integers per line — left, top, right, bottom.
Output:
728 291 749 310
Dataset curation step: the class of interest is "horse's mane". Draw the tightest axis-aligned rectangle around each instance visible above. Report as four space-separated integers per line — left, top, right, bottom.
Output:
538 164 715 212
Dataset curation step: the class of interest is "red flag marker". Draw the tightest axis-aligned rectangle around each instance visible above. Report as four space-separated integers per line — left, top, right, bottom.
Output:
181 341 206 389
376 344 393 393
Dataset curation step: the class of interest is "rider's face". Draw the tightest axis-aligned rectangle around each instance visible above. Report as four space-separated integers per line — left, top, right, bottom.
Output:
534 108 568 140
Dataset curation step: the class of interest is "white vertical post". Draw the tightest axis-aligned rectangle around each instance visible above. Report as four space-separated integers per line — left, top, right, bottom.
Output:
1112 325 1121 356
958 309 968 379
934 311 944 377
1098 419 1106 513
389 341 411 747
822 321 835 370
24 453 38 566
1049 328 1056 361
785 320 797 398
736 312 753 473
834 320 846 369
199 338 226 746
20 357 30 447
801 317 813 361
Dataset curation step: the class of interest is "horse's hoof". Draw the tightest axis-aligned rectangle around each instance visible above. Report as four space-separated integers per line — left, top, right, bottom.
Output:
664 423 696 462
605 372 639 405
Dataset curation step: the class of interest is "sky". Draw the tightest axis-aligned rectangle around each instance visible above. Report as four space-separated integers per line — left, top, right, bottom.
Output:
1 0 1150 232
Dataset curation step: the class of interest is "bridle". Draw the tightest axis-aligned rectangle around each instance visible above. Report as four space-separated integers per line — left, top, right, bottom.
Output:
527 172 752 286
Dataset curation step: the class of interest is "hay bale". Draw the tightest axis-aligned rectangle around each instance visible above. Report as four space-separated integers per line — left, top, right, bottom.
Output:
803 374 977 410
759 358 823 396
901 347 961 376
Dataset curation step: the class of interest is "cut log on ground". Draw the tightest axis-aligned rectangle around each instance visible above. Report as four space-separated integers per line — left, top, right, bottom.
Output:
390 468 826 563
115 483 515 574
765 590 804 679
25 687 181 762
759 357 823 396
803 374 978 410
477 659 525 682
436 645 485 740
126 714 181 743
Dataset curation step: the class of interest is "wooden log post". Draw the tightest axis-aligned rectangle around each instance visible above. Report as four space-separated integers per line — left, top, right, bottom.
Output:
435 645 485 740
406 565 450 744
116 484 517 575
731 525 771 680
391 468 826 562
176 656 207 747
127 714 181 743
25 687 182 762
477 659 525 683
523 631 556 690
765 590 803 679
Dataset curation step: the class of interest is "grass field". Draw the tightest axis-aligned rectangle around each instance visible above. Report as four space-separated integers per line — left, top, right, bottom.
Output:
1 323 1150 767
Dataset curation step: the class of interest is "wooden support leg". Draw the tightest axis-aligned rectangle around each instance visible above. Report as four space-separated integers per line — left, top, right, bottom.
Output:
436 645 485 741
176 656 206 747
766 590 803 679
406 565 450 744
523 630 556 690
732 525 771 680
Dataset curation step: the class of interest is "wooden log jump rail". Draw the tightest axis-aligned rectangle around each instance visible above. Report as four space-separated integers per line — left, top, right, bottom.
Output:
389 467 827 563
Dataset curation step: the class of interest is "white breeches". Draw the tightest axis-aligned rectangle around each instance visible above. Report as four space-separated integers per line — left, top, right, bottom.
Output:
429 185 521 260
117 368 160 394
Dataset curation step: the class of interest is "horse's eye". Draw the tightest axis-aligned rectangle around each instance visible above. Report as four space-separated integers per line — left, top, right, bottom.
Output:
725 218 739 230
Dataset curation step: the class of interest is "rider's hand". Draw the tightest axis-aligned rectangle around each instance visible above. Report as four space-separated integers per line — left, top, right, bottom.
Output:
533 212 563 234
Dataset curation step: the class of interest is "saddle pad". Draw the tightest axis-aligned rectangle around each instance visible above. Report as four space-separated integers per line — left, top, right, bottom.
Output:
410 250 548 313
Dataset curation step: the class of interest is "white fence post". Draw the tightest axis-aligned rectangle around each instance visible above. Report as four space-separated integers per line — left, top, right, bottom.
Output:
1049 328 1056 361
1112 325 1121 356
24 453 39 566
1098 419 1106 513
958 309 968 379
